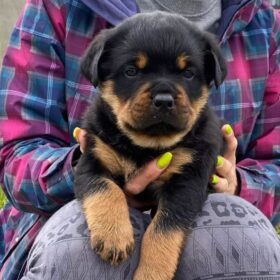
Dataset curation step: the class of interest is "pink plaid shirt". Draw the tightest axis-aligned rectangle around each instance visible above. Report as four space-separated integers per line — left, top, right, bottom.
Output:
0 0 279 278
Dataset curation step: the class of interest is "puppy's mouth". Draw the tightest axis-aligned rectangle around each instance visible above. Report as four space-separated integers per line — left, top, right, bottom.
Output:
125 119 184 136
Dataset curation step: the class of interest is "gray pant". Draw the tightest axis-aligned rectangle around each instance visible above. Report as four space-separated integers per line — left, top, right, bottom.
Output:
23 194 280 279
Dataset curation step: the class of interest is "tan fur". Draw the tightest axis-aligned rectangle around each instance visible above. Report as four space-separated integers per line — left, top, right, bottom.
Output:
176 53 188 70
176 85 209 131
118 83 151 128
92 136 137 180
188 86 209 128
83 179 134 265
133 212 185 280
121 128 189 149
100 80 122 116
92 135 193 186
155 147 194 186
136 52 148 69
116 83 191 149
100 81 208 150
192 86 209 114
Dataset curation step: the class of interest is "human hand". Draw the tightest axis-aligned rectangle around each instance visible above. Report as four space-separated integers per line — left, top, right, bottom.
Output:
73 127 172 210
211 124 239 195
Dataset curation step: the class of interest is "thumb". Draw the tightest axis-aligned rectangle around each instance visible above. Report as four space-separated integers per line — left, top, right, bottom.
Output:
73 127 87 153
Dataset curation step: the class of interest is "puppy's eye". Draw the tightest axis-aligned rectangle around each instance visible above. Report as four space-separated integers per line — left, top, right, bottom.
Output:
124 65 138 77
183 69 194 80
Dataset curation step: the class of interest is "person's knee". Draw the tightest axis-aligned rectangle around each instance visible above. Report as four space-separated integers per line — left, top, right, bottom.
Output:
175 194 280 279
24 200 148 279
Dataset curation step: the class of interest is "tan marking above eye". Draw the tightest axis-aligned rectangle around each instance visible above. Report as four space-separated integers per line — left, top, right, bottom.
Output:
136 52 148 69
177 53 188 70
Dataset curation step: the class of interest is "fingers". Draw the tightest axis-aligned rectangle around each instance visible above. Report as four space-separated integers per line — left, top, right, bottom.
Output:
210 124 239 195
215 155 232 178
211 174 229 193
73 127 87 153
124 152 172 195
211 155 237 194
221 124 238 161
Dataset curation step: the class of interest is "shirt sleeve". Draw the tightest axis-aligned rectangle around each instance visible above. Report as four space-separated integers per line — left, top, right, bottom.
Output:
0 0 80 215
238 8 280 225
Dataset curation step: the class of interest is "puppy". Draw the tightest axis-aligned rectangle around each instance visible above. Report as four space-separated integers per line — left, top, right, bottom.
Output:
74 12 227 280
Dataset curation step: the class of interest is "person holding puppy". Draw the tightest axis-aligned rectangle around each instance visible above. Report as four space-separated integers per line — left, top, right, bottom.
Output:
0 0 280 279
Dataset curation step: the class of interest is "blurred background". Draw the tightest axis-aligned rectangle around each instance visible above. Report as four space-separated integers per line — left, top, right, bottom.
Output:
0 0 25 66
0 0 280 66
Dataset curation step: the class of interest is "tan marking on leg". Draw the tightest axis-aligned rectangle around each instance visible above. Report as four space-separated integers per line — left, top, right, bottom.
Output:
83 178 134 265
136 52 148 69
134 212 185 280
176 53 188 70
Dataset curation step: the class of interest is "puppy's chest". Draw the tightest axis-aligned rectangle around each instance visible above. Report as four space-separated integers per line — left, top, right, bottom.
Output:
92 136 194 186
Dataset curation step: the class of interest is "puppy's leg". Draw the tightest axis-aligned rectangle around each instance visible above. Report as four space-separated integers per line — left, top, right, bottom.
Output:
133 214 185 280
134 177 207 280
81 177 134 265
75 152 134 265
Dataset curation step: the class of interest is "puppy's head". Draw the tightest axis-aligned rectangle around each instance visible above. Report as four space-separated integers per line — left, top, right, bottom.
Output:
81 12 227 149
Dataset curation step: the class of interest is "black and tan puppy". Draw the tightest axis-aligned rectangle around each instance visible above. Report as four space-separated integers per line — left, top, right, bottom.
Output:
74 12 227 280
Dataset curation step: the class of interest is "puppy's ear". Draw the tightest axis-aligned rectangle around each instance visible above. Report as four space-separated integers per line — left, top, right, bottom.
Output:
80 29 112 87
203 34 227 88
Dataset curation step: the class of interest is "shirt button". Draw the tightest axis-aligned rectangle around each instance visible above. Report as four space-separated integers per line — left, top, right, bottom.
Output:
15 237 19 243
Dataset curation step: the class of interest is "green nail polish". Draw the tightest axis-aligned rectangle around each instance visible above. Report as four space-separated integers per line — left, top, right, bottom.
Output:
212 175 219 184
157 152 173 169
73 127 81 142
225 124 233 135
217 156 223 167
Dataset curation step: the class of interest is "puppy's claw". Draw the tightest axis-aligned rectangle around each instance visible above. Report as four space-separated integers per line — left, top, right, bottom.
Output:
94 240 104 254
90 232 135 265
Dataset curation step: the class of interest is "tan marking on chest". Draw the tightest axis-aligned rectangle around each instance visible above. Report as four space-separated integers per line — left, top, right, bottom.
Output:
92 136 193 186
92 136 137 180
155 147 194 185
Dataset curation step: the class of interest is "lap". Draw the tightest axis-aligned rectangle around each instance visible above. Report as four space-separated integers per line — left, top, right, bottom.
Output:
22 194 280 280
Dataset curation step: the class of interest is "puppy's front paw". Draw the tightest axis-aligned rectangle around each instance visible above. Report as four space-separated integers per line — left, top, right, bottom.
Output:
90 221 134 265
82 183 135 265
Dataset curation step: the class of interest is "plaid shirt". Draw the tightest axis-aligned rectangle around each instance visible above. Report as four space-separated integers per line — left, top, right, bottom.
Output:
0 0 279 278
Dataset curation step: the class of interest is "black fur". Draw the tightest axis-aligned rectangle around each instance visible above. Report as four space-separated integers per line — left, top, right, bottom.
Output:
75 11 227 270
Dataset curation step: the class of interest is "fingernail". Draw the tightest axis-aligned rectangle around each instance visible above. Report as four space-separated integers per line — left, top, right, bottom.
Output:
73 127 81 142
217 155 223 167
157 152 173 169
211 175 219 184
225 124 233 135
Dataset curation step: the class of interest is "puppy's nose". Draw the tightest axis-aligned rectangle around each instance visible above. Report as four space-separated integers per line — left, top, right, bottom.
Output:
153 94 175 110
